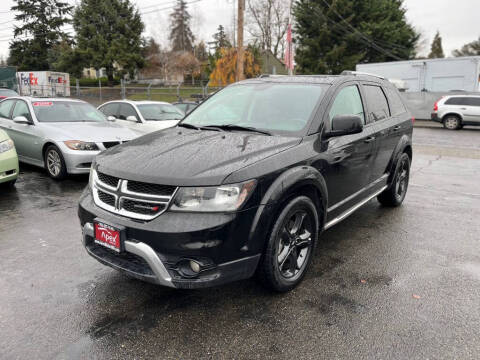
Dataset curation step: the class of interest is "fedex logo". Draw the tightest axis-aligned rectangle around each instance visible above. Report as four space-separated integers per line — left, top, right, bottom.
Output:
19 73 39 86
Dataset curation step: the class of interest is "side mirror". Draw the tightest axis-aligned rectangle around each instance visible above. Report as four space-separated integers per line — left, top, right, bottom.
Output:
126 115 139 123
107 115 116 121
13 116 31 125
325 115 363 138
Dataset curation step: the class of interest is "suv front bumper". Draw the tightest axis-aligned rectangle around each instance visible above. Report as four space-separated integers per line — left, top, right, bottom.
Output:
79 190 263 289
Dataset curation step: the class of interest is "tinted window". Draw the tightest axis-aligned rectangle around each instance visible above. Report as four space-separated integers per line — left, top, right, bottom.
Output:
445 97 465 106
464 97 480 106
0 99 16 119
100 103 120 117
329 85 365 124
183 83 327 134
12 100 32 122
137 104 183 121
364 85 390 121
118 104 138 120
32 101 106 123
385 87 406 116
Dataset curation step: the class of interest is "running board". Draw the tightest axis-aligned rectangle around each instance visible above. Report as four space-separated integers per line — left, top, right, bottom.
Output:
324 185 388 230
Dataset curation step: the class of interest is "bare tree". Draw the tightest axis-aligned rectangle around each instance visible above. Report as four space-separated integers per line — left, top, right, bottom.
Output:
246 0 290 58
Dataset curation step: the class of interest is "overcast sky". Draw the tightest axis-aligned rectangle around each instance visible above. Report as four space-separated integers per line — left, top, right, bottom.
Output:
0 0 479 61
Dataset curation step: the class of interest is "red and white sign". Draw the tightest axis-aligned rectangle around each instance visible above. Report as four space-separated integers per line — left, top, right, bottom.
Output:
94 222 121 252
32 102 53 107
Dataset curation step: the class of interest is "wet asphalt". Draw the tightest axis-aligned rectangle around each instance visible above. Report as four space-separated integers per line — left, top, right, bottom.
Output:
1 126 479 360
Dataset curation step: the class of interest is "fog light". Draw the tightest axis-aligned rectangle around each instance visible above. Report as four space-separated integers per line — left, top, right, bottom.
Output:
190 260 201 273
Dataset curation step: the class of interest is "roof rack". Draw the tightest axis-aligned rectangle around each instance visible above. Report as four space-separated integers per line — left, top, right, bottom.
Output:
341 70 386 80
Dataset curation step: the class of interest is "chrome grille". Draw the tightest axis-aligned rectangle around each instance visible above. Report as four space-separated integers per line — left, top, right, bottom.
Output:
92 170 177 221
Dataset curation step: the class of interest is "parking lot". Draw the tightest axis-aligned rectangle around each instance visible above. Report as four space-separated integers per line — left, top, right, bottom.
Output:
1 126 479 359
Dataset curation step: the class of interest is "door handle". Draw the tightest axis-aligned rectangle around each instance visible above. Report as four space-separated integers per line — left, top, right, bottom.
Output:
364 136 376 143
393 125 402 131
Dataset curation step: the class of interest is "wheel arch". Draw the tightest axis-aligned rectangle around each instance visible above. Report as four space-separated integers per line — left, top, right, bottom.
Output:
246 166 328 255
386 135 412 186
441 112 463 122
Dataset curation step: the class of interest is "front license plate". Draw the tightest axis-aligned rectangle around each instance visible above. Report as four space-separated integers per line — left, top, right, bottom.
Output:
94 221 122 252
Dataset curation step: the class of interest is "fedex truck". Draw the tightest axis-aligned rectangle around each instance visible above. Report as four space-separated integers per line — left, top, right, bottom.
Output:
17 71 70 97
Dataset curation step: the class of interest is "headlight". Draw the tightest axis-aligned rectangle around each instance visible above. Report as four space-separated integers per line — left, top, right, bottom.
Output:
0 139 14 153
64 140 99 151
170 180 257 212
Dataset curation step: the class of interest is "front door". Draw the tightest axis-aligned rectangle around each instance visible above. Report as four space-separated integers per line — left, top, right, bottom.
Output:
320 83 376 216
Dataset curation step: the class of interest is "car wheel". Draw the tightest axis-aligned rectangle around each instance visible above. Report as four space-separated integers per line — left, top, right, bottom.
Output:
443 115 461 130
377 153 410 207
1 179 16 188
44 145 67 180
257 196 319 292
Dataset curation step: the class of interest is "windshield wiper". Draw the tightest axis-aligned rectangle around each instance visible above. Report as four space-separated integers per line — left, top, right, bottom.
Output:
177 123 200 130
202 124 272 136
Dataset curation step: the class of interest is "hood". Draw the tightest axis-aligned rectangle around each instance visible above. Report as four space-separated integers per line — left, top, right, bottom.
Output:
95 127 300 186
40 122 138 142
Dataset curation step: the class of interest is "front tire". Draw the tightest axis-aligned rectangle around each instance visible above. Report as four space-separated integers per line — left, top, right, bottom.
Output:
44 145 67 180
377 153 410 207
257 196 319 292
443 115 461 130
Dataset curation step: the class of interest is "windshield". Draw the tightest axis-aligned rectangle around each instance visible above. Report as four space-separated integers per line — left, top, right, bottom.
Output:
137 103 184 121
33 101 107 123
182 83 327 134
0 89 18 97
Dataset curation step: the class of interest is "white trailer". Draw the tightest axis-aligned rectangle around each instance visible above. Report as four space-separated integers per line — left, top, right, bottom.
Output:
357 56 480 92
17 71 70 97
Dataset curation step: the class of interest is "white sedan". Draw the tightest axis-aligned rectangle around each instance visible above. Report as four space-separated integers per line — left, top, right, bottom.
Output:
98 100 184 134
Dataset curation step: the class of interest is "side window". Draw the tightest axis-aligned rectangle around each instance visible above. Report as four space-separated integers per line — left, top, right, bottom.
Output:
99 103 119 117
329 85 365 124
118 104 138 120
385 87 406 116
363 85 390 122
445 97 465 106
12 100 32 122
465 97 480 107
0 100 16 119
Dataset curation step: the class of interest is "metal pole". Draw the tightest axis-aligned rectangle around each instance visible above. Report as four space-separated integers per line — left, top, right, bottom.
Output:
236 0 245 81
99 79 102 102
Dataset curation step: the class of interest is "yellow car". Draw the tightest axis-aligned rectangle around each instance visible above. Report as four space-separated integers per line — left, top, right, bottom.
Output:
0 128 19 187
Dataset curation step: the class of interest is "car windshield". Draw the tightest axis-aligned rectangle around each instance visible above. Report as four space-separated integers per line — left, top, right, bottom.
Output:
33 101 107 123
137 103 184 121
0 89 18 97
181 83 327 134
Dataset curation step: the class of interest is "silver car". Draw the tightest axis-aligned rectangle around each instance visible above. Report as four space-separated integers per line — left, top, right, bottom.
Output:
0 97 138 179
431 95 480 130
98 100 184 134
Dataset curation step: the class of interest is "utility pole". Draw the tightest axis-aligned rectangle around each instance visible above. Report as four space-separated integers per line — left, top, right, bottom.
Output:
236 0 245 81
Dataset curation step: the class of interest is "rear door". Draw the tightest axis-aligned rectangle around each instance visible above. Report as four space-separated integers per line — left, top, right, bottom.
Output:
321 82 375 210
360 83 397 182
98 102 120 119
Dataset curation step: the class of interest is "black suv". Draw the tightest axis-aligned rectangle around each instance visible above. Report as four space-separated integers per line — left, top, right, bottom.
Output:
78 73 413 292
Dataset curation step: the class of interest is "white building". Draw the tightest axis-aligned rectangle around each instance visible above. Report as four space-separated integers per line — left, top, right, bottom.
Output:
357 56 480 92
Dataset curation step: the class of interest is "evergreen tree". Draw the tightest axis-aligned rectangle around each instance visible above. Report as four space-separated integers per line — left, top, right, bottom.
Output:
212 25 231 55
453 36 480 57
73 0 145 84
428 31 444 58
293 0 419 74
169 0 195 52
8 0 72 70
194 41 209 62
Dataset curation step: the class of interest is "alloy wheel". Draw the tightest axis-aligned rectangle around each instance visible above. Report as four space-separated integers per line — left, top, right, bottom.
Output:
277 210 313 280
395 157 409 201
47 149 62 177
444 117 459 130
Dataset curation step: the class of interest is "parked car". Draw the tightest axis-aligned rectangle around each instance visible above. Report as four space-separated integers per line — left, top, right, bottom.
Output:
79 73 413 292
431 95 480 130
0 88 19 100
0 97 138 179
98 100 184 134
172 100 199 115
0 128 19 187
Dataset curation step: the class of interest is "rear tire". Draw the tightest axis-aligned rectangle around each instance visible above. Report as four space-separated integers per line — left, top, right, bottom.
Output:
44 145 67 180
377 153 410 207
256 196 319 292
443 115 461 130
